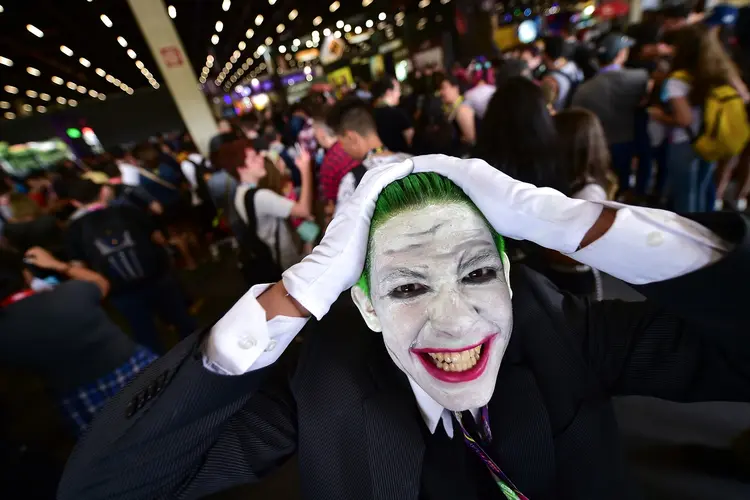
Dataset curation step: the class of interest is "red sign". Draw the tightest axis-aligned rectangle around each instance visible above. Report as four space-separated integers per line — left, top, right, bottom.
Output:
160 46 183 68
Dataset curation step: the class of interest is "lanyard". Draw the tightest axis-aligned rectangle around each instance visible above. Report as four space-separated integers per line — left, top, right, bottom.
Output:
1 289 35 308
365 146 386 162
453 407 529 500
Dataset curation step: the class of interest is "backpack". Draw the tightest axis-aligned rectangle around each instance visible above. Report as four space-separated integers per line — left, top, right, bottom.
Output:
671 70 750 161
234 188 282 286
75 207 167 292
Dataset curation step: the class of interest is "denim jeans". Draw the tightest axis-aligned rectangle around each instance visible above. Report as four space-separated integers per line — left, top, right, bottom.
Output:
110 273 197 354
667 141 715 213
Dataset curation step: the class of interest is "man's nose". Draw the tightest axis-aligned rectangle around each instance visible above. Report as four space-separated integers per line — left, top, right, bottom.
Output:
426 286 478 339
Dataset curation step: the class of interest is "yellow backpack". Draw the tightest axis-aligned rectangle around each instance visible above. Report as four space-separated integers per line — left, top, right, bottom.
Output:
670 70 750 161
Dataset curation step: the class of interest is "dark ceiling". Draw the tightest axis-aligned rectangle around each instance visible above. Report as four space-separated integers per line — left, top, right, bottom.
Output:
0 0 456 121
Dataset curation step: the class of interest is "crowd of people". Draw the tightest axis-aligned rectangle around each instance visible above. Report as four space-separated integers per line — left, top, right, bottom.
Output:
2 3 750 498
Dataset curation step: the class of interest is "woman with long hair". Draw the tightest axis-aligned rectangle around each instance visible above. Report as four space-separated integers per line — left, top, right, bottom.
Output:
554 108 618 201
649 25 741 212
475 76 562 191
436 73 476 156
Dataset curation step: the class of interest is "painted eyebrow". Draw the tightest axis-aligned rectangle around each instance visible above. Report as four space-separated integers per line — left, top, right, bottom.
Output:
381 268 428 283
458 248 501 274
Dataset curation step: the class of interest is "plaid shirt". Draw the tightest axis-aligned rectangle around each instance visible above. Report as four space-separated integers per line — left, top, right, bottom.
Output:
319 142 359 202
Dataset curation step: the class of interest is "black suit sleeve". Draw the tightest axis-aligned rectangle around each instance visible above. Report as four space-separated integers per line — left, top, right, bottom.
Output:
58 331 299 500
573 213 750 402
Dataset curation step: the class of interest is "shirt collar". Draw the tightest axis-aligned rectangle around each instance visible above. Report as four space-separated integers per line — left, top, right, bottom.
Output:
406 376 480 439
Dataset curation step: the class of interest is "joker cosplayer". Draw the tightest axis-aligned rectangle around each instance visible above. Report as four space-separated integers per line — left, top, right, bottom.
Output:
60 156 750 500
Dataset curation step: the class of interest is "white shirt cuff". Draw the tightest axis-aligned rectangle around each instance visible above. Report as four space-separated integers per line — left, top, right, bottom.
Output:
204 283 310 376
568 203 729 285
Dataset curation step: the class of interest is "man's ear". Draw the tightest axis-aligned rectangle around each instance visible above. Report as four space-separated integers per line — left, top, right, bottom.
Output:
351 286 382 332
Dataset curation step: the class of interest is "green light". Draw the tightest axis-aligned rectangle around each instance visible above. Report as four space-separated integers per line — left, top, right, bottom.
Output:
514 9 522 16
66 128 81 139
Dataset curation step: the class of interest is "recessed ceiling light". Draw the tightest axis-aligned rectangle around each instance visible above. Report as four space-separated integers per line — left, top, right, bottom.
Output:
69 99 78 107
60 45 73 56
289 9 298 21
363 0 374 6
26 24 44 37
27 67 41 76
22 104 32 112
222 0 231 11
117 36 127 47
313 16 322 26
379 12 387 21
100 92 109 99
0 101 9 109
246 29 254 38
330 1 340 13
77 86 87 94
67 81 77 90
323 28 331 36
119 83 128 91
238 41 246 50
279 45 286 53
51 76 63 85
211 34 219 45
215 21 223 32
265 36 273 45
56 96 67 105
0 56 11 67
344 24 351 32
40 93 50 101
255 14 263 26
79 58 91 67
336 20 344 28
4 112 15 120
26 90 38 98
127 49 136 59
89 89 99 97
135 60 144 69
106 75 115 83
37 105 46 113
100 15 113 28
366 20 373 28
277 24 285 34
168 5 176 19
94 68 106 77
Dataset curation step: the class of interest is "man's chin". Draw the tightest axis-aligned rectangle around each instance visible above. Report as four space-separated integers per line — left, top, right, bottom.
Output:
420 374 498 412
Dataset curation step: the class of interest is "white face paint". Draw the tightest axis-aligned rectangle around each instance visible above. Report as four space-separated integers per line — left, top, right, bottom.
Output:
352 203 513 411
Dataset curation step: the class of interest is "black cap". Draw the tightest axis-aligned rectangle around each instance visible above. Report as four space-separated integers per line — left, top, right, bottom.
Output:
597 32 635 64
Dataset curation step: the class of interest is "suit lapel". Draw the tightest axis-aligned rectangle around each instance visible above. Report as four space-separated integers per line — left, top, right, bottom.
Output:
364 340 425 500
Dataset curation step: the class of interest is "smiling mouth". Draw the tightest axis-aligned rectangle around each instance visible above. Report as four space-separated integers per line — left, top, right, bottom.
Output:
412 335 495 383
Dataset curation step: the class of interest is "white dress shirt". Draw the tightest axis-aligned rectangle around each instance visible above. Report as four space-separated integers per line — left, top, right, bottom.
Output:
204 204 729 435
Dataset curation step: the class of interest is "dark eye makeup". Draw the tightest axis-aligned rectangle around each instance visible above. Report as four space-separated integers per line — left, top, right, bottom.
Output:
389 283 428 299
462 267 497 284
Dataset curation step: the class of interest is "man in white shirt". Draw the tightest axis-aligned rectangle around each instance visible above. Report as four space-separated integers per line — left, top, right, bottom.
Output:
60 156 750 500
463 68 496 120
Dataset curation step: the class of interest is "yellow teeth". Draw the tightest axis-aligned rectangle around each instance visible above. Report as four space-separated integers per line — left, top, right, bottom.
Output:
427 345 482 372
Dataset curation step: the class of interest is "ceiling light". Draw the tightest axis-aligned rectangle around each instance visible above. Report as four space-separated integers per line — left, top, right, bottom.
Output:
51 76 63 85
79 58 91 67
22 104 32 112
106 74 115 83
233 50 241 58
255 14 263 26
206 60 214 68
379 12 386 21
153 83 160 89
4 112 15 120
306 40 313 48
40 93 50 101
119 83 128 90
246 58 253 65
215 21 223 32
113 78 121 85
441 0 450 3
201 67 209 75
127 49 136 59
225 62 233 69
69 99 78 107
279 45 286 53
26 90 38 98
363 0 374 6
251 78 259 86
26 67 40 77
168 5 177 19
26 24 44 37
0 56 10 67
330 2 340 13
101 92 110 99
246 29 254 38
37 105 46 113
230 55 238 63
289 9 299 21
207 55 214 63
269 0 276 4
222 0 231 11
366 19 374 28
1 101 10 110
100 15 113 27
94 68 106 77
265 36 273 45
336 20 344 29
323 28 332 36
355 26 363 34
344 24 351 32
60 45 73 56
56 96 66 105
77 86 87 94
238 41 246 50
277 24 285 33
117 36 127 47
89 89 99 97
306 74 313 82
211 34 219 45
133 62 144 71
334 30 342 38
419 0 430 7
257 45 267 56
293 38 301 46
285 53 292 61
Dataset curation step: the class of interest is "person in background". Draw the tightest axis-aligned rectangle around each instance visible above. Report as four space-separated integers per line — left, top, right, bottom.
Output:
554 108 618 202
437 73 476 155
311 108 359 221
649 25 739 212
541 35 584 111
371 76 414 154
326 98 412 213
573 33 650 199
110 146 164 216
24 171 53 211
463 66 497 121
0 247 157 436
66 179 196 354
2 193 66 260
209 119 238 157
661 2 692 33
518 43 543 78
475 76 561 191
215 139 312 283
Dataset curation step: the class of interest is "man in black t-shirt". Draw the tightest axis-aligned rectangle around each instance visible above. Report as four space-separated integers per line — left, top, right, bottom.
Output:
371 77 414 154
66 179 196 354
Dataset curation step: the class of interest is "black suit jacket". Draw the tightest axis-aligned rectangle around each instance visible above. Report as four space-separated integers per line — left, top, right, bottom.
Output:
58 213 750 500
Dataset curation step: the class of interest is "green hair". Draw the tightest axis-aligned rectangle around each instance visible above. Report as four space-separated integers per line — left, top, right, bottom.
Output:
356 172 505 297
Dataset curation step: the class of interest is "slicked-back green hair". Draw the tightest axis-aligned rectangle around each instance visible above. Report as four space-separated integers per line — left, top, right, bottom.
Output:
356 172 505 297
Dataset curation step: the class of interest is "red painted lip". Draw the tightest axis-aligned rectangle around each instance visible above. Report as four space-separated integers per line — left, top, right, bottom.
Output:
413 334 496 383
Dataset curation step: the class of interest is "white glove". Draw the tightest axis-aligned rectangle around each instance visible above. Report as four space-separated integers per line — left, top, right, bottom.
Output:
283 160 414 319
412 155 603 253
